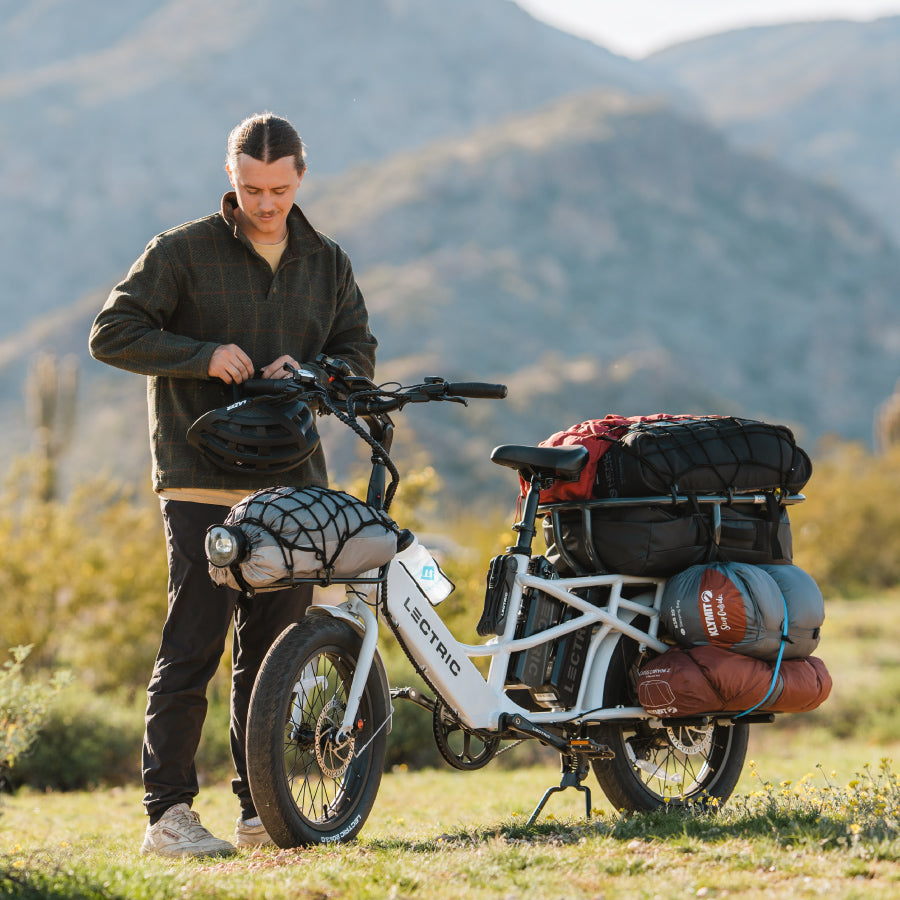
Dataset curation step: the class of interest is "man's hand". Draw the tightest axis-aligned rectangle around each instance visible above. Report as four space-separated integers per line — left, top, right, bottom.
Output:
260 355 301 379
209 344 255 384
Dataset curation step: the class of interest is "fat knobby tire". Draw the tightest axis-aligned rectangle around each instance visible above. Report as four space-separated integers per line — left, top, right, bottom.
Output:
246 616 389 847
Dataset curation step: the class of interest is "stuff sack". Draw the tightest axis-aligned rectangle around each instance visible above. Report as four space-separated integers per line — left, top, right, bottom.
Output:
636 645 832 717
597 416 812 499
209 486 399 592
542 499 792 577
661 562 823 661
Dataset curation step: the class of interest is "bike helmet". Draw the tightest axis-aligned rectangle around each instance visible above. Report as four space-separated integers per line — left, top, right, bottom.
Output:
187 394 320 474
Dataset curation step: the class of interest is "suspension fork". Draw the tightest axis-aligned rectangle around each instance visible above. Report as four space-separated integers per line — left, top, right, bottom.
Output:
329 594 381 743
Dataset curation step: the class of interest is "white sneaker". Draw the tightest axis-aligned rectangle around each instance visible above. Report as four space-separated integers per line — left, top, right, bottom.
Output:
235 816 274 849
141 803 237 858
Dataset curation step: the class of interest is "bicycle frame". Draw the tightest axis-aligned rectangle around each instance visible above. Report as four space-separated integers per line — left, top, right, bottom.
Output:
313 518 670 743
382 557 669 731
313 488 803 743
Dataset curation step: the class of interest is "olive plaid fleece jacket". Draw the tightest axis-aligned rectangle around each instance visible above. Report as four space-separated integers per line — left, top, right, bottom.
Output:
89 194 377 493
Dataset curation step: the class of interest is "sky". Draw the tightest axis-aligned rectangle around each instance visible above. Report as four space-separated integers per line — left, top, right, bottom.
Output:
514 0 900 57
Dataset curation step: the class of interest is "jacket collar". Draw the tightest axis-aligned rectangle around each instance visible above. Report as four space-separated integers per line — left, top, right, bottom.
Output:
220 192 324 257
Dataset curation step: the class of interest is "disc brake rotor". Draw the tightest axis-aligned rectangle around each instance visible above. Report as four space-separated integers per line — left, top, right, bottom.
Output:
314 700 356 778
666 724 714 755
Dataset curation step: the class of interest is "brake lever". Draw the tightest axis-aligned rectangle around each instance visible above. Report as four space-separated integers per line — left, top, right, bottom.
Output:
282 362 321 386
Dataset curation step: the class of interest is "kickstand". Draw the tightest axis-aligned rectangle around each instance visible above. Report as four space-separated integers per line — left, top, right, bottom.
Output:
526 753 592 826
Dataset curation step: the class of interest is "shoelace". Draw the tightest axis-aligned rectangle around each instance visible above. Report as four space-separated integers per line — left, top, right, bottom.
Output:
167 807 214 839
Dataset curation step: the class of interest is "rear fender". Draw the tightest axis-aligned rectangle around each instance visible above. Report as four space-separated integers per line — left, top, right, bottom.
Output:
581 592 657 712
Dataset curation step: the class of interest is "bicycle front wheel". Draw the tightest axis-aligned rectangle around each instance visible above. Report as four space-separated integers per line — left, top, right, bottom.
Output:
246 617 389 847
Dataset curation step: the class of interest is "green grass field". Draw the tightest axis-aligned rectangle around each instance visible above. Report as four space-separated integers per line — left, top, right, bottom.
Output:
3 597 900 899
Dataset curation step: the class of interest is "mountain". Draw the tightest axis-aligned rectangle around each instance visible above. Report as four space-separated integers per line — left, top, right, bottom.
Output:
647 16 900 241
2 1 899 500
299 88 900 490
12 87 900 499
0 0 659 334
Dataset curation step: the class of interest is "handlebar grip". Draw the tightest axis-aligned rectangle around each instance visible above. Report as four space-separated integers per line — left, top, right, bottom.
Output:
240 378 298 396
443 382 508 399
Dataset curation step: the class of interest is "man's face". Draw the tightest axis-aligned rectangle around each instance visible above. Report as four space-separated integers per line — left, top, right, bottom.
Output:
226 153 304 243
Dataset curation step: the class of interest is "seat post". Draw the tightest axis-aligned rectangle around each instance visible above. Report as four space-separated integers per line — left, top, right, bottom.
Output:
511 473 543 555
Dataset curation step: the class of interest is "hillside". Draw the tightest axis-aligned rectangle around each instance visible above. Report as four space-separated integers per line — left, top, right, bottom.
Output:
10 88 900 499
302 89 900 486
3 2 900 498
648 15 900 240
0 0 658 334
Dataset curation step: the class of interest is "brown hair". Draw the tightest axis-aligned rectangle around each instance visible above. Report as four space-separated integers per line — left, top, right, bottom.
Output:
226 112 307 175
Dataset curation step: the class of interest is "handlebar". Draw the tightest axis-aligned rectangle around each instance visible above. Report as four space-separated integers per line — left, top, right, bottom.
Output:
442 382 508 400
239 368 507 416
229 359 507 513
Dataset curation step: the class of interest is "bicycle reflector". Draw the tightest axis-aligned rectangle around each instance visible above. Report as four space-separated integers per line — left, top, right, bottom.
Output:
205 525 247 568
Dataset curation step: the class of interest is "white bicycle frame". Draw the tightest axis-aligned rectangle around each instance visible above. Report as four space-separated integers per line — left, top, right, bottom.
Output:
311 547 670 742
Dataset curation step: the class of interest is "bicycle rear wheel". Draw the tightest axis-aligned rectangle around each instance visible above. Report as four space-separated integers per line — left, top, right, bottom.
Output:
246 617 389 846
590 636 748 811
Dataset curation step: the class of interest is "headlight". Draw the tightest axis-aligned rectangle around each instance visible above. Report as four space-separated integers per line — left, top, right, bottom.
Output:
205 525 246 568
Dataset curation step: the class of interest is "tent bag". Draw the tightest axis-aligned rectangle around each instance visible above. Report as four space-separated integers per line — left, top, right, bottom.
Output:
636 644 832 717
660 562 824 661
209 486 399 592
596 416 812 498
542 498 792 577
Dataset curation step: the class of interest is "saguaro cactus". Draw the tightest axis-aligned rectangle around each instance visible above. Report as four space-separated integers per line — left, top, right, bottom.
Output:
25 353 79 501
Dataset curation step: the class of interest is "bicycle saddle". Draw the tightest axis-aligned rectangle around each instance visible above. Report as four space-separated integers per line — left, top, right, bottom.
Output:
490 444 589 482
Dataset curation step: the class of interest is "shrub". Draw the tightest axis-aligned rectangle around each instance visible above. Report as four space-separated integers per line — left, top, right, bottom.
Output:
11 683 234 791
0 473 167 691
791 442 900 594
9 686 142 790
0 645 69 784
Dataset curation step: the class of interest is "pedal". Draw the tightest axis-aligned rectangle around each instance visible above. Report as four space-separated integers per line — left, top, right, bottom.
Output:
567 737 614 759
390 687 435 712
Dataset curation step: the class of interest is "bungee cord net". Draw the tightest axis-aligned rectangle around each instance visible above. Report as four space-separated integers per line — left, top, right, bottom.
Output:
209 485 400 592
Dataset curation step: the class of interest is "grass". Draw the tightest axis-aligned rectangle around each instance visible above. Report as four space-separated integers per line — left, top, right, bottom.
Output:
3 597 900 898
3 740 900 899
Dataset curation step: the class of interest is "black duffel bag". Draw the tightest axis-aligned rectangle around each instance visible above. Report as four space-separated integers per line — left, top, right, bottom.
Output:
542 497 792 577
596 416 812 498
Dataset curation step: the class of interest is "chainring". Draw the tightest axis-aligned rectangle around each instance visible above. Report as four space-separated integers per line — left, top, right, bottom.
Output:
432 699 500 770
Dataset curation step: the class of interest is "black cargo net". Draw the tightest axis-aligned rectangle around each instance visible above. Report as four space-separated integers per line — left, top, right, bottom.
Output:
226 485 398 581
612 416 807 495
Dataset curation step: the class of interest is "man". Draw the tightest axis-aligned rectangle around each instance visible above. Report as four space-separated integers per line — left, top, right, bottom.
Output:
89 113 377 857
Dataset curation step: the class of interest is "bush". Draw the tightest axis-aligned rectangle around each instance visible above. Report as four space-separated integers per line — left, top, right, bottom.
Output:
10 687 142 790
10 435 900 788
791 442 900 594
11 683 235 791
0 646 69 782
0 473 167 691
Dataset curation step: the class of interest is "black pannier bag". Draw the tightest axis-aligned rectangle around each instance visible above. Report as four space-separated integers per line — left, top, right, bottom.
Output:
596 416 812 499
543 497 792 577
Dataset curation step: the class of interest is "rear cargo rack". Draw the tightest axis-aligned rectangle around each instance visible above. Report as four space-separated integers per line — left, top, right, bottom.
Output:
539 491 805 576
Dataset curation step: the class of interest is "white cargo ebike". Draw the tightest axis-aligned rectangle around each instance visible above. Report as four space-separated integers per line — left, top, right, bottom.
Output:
203 359 804 848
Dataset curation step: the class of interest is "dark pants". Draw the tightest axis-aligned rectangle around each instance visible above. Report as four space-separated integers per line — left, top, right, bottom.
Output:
142 500 313 821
